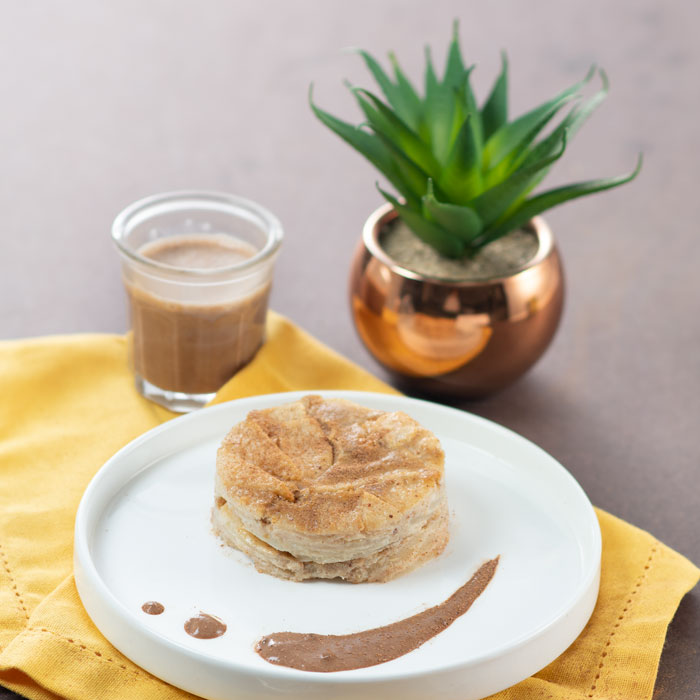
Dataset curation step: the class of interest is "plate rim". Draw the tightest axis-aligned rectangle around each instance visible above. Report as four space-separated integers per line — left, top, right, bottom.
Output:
74 389 602 689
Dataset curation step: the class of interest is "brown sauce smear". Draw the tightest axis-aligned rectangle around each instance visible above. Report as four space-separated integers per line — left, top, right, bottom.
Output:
141 601 165 615
256 557 499 672
184 612 227 639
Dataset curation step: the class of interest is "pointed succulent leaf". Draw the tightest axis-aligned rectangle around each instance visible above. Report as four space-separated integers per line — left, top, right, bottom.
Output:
562 68 609 141
424 45 440 98
483 65 595 170
422 180 483 244
378 184 466 258
421 47 461 163
481 95 574 190
438 113 483 203
463 68 483 146
309 88 420 206
498 127 569 217
309 86 383 160
476 154 643 246
497 69 611 201
484 68 615 221
481 51 508 142
351 88 441 176
372 130 437 201
442 23 481 145
469 134 568 226
442 20 467 89
483 99 570 185
440 24 483 165
426 89 461 165
355 49 421 130
517 69 610 174
388 51 429 143
388 52 422 107
494 123 577 207
447 82 468 147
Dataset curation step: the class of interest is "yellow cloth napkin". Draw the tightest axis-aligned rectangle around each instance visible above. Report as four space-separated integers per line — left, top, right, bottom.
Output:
0 312 697 700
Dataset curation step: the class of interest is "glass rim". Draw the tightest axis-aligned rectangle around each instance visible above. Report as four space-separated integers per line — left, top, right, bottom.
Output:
111 190 283 278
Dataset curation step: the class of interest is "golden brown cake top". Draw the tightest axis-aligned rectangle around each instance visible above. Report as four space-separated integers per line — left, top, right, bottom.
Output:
216 395 445 535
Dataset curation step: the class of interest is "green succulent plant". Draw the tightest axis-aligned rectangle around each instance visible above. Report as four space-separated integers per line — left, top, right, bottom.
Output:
310 23 641 259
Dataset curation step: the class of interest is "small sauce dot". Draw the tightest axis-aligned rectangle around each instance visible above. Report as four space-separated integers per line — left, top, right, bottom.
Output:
141 601 165 615
184 612 227 639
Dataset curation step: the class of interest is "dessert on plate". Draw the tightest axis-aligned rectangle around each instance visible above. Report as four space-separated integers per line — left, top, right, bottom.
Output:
213 395 449 582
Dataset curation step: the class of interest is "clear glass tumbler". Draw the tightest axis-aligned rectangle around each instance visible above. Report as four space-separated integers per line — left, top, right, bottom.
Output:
111 191 283 412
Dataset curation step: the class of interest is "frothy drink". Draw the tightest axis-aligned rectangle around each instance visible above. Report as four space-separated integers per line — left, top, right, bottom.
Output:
140 234 253 269
125 233 270 395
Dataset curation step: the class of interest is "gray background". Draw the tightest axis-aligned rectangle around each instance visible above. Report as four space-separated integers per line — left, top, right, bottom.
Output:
0 1 697 698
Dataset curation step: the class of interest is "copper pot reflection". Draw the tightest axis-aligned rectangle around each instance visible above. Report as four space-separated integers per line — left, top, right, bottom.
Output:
349 204 564 398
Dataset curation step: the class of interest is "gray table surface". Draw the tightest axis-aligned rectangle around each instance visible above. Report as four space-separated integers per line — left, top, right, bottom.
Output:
1 1 698 698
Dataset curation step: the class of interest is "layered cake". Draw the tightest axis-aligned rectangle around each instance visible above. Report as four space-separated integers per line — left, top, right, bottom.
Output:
213 395 449 582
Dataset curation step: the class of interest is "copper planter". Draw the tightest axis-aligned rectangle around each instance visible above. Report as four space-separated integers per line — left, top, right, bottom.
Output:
349 204 564 398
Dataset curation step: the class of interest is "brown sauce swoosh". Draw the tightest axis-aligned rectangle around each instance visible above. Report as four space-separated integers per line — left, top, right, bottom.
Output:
256 557 499 672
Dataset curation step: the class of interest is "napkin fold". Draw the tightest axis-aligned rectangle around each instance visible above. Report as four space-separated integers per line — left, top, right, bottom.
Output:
0 312 697 700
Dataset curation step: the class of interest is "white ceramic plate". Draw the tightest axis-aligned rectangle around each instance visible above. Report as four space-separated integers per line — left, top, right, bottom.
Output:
74 390 601 700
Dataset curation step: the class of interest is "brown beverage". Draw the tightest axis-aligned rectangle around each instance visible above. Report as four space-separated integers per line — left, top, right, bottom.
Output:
125 233 270 395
